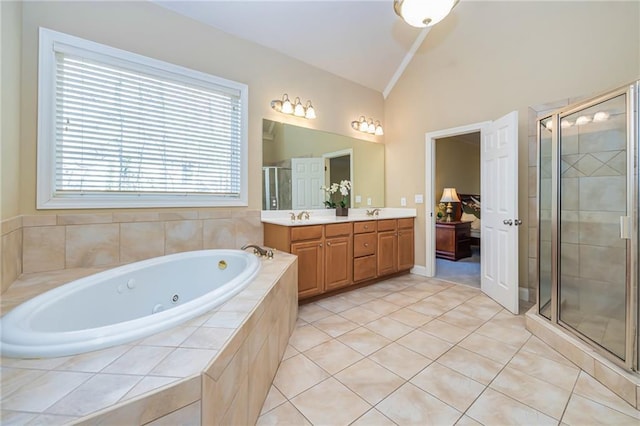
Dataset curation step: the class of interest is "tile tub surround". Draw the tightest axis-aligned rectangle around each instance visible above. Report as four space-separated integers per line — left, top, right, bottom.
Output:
0 209 263 293
0 252 298 425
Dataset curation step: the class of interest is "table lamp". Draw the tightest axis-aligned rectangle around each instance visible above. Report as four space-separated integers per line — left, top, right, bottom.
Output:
440 188 460 222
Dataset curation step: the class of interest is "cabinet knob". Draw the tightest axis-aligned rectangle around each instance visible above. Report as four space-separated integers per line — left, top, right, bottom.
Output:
327 242 331 246
364 243 369 247
319 243 323 247
364 225 369 229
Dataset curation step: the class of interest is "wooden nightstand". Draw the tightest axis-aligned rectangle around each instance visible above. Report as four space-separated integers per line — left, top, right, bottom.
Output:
436 221 472 261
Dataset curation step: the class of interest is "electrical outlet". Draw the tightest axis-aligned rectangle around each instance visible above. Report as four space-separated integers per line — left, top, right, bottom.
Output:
367 197 372 206
415 194 424 204
400 197 407 206
355 195 361 203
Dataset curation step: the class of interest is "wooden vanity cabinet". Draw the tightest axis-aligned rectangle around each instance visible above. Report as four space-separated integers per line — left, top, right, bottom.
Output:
353 221 377 282
264 217 414 301
376 219 398 276
264 222 353 299
324 223 353 292
376 218 415 276
397 218 415 271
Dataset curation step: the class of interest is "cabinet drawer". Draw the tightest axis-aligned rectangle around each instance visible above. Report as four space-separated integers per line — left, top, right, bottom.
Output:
354 221 376 234
354 255 377 282
377 219 397 232
291 225 323 242
325 222 352 237
354 233 376 257
398 218 414 229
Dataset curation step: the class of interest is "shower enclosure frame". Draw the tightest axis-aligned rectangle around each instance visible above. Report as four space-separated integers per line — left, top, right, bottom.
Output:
536 81 639 372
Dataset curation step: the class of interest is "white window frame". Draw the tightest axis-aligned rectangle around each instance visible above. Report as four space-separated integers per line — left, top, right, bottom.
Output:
37 27 249 209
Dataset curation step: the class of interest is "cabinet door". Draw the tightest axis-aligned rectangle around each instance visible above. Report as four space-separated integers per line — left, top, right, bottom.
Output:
377 230 397 276
291 240 324 299
397 226 414 271
324 236 352 291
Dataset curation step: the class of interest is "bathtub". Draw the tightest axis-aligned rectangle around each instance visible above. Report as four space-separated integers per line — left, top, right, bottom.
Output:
0 250 261 359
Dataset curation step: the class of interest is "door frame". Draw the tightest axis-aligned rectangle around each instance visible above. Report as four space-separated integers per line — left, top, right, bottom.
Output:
424 121 489 277
322 148 354 206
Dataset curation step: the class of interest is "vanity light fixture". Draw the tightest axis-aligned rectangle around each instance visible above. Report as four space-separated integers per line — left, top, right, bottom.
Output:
394 0 458 28
271 94 316 119
351 116 384 136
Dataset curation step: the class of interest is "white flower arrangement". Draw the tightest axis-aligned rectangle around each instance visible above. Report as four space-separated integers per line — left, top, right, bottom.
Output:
321 180 351 208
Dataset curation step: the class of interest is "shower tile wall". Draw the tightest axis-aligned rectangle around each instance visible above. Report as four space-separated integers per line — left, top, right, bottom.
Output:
0 209 263 291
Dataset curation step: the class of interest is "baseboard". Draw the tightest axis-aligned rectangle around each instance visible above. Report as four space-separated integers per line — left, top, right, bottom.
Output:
410 265 428 276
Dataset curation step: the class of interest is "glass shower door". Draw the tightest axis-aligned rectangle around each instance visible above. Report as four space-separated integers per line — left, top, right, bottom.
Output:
558 93 628 360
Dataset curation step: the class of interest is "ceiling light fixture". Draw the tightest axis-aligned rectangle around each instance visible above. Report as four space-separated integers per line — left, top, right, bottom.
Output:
271 94 316 119
393 0 458 28
575 115 592 126
351 116 384 136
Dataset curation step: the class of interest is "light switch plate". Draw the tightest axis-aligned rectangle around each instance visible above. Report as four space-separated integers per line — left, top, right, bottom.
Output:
415 194 424 204
400 197 407 206
355 195 362 203
367 197 372 206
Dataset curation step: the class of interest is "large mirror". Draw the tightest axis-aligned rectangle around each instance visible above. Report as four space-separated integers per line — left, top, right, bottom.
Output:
262 119 385 210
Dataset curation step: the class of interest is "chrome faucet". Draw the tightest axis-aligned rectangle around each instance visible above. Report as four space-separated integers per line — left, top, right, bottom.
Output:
289 212 296 221
296 210 310 220
366 208 381 217
241 244 274 258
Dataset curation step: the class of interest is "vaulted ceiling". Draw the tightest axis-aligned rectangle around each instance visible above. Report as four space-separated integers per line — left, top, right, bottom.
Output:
153 0 430 96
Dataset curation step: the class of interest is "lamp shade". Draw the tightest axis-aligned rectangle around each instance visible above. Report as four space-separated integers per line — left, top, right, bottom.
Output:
440 188 460 203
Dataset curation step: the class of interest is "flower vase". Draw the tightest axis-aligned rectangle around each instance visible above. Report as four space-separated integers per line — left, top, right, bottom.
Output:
335 206 349 217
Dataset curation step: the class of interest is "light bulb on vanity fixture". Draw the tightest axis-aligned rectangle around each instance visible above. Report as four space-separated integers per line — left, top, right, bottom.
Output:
352 116 384 136
271 93 316 119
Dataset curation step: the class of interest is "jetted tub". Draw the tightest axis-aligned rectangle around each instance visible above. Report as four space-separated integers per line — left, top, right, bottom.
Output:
0 250 260 359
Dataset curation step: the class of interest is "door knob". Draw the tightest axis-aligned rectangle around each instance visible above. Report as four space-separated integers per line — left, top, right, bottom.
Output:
514 219 522 226
503 219 513 226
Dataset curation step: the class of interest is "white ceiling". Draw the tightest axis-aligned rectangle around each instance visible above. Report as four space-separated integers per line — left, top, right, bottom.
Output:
153 0 427 95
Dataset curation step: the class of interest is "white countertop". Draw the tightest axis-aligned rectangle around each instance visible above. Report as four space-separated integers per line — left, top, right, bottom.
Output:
261 208 416 227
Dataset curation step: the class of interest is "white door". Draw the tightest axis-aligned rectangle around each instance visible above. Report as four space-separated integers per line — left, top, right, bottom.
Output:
291 158 324 209
481 111 519 314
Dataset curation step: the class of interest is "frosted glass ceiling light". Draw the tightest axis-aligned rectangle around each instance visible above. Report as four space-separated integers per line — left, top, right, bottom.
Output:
561 119 573 129
375 121 384 136
394 0 458 28
544 119 553 130
593 111 610 122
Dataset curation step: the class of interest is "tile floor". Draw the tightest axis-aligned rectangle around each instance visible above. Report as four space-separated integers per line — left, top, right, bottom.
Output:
257 274 640 425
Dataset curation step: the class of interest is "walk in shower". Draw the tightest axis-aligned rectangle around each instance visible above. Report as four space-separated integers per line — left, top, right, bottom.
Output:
537 81 638 372
262 166 292 210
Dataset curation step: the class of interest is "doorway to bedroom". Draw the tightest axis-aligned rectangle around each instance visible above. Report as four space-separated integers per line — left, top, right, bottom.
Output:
433 132 481 288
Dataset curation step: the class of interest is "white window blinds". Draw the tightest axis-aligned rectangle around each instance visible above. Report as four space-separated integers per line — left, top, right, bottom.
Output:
37 28 248 209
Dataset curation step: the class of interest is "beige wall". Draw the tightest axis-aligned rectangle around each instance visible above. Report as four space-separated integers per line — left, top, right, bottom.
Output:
435 137 480 204
385 1 640 290
1 1 22 220
16 1 384 215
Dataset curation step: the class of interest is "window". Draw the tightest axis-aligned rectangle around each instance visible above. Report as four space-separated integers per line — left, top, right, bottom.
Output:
37 28 248 209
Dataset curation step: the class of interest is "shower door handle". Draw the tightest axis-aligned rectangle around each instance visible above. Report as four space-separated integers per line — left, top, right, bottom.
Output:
620 216 631 239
